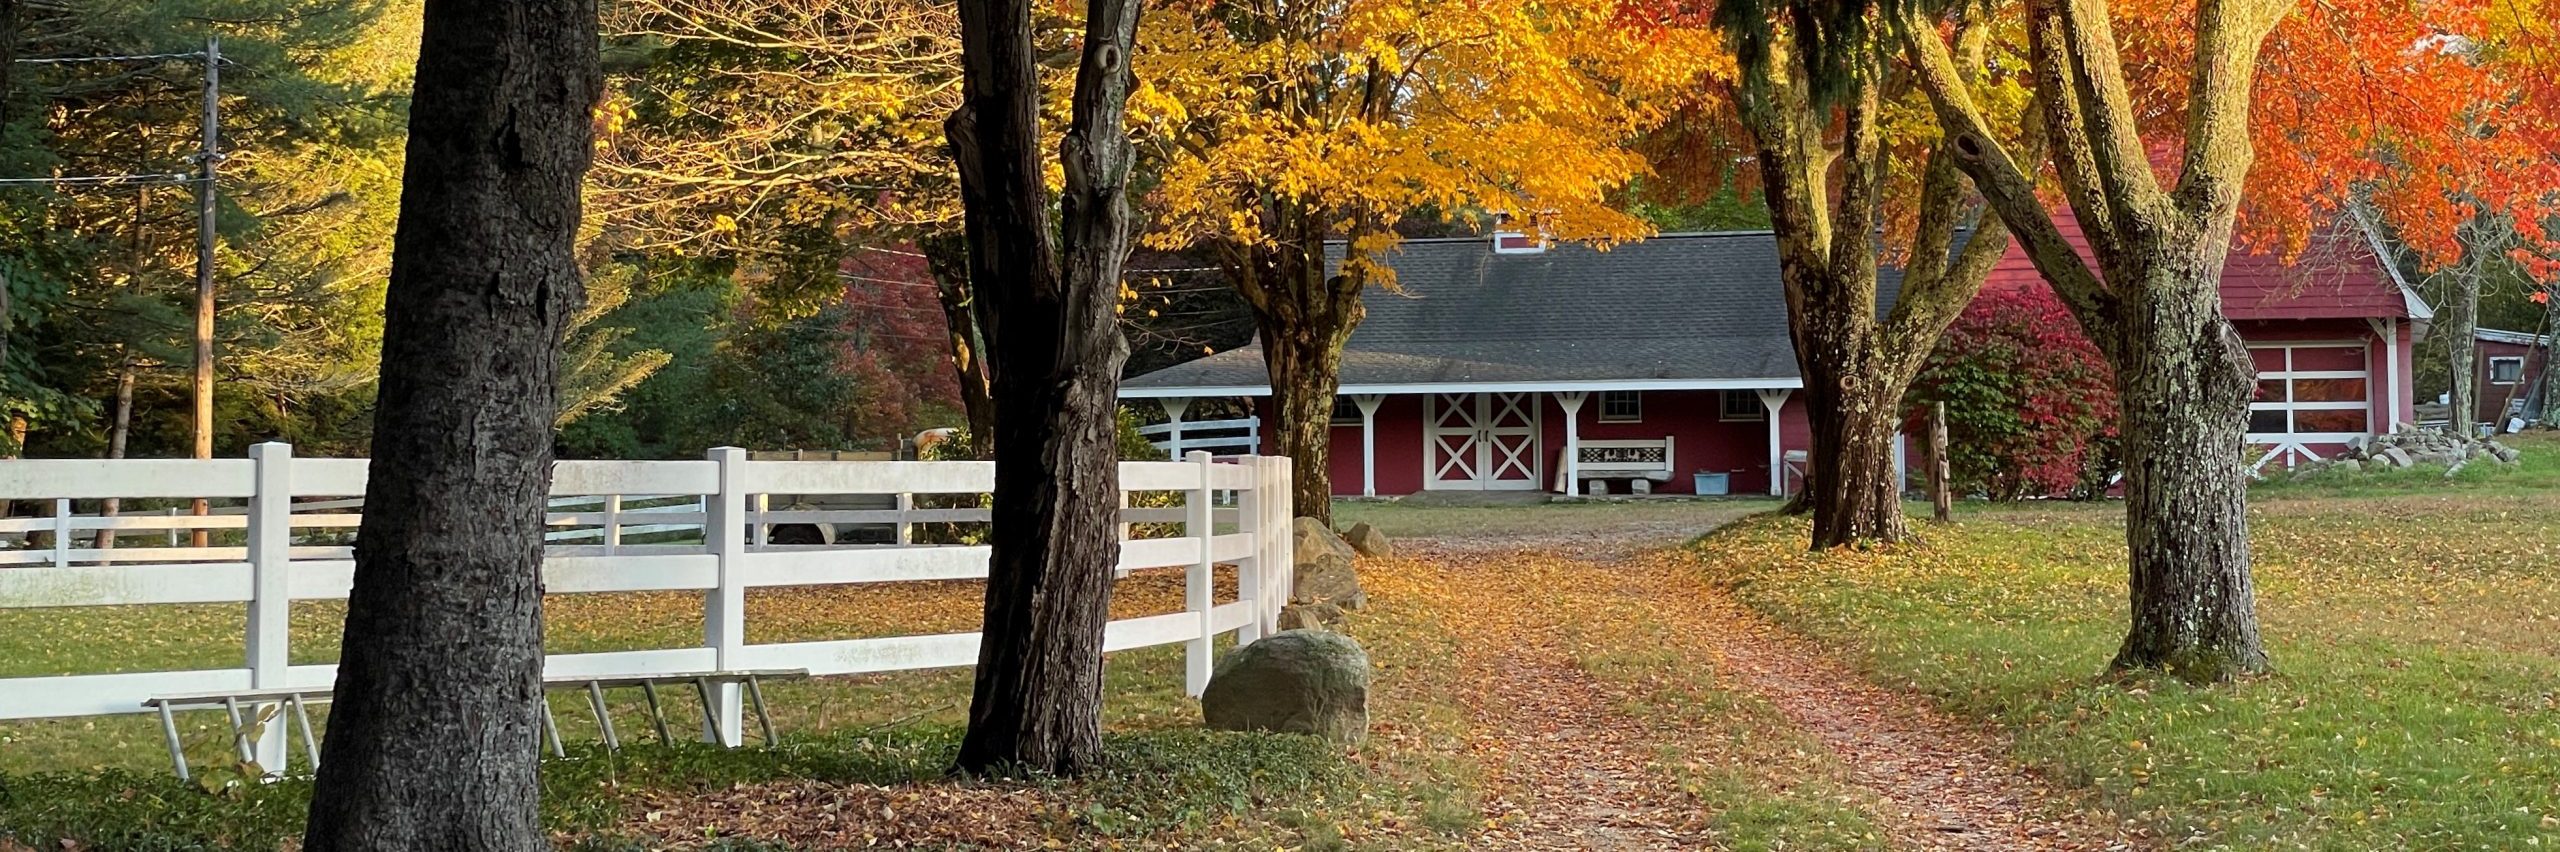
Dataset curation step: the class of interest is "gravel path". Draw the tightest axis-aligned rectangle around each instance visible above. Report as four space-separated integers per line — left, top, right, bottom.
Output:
1404 510 2136 851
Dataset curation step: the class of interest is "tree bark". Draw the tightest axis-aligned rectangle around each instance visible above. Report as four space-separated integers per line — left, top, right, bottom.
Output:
2537 290 2560 428
1222 209 1365 527
2105 257 2267 679
2444 263 2479 436
920 234 995 455
1900 0 2278 682
1251 263 1357 526
1728 19 2018 548
946 0 1143 778
301 0 598 847
97 362 134 550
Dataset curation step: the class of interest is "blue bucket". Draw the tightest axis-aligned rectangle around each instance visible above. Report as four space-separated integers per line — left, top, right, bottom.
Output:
1693 471 1730 496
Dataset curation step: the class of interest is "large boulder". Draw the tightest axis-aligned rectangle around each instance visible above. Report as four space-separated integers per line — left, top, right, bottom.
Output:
1291 517 1366 610
1201 630 1370 743
1341 522 1394 560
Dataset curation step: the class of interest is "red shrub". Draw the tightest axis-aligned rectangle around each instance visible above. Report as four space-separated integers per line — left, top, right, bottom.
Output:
1908 286 2121 500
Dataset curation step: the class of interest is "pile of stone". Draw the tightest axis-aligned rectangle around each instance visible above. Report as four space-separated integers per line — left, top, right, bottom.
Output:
2312 427 2521 474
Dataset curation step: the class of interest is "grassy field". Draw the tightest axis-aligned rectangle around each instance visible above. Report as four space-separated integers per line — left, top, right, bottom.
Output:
1686 431 2560 849
0 561 1494 850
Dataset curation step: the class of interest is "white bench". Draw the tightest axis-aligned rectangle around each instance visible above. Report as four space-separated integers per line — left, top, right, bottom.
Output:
1561 437 1675 494
141 669 808 781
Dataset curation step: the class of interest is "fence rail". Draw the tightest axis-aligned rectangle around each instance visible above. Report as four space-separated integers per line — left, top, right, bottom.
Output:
0 444 1295 769
1138 417 1261 457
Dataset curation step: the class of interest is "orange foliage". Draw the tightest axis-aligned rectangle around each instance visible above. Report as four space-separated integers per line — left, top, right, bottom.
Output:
2107 0 2560 272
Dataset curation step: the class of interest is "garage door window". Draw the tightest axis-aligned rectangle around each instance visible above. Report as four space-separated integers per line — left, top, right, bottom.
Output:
2248 344 2370 440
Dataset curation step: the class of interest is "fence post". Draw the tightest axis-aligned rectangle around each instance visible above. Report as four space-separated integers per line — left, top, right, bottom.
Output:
703 446 747 745
245 442 293 774
1185 451 1215 697
1233 456 1265 646
1269 457 1294 634
895 491 913 545
50 498 69 568
604 494 622 554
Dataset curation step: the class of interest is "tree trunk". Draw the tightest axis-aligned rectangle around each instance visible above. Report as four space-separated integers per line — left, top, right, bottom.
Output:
1788 267 1910 548
2104 254 2269 682
98 363 135 550
2445 264 2478 436
2536 287 2560 428
301 0 598 848
1257 305 1350 526
945 0 1142 778
920 234 996 454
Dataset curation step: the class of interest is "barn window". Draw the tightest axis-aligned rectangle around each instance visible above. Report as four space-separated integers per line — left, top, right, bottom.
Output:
1598 391 1642 422
2489 356 2525 385
1719 390 1764 422
2246 343 2370 440
1330 397 1362 426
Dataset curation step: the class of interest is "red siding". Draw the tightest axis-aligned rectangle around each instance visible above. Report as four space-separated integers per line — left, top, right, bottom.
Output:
1289 389 1822 498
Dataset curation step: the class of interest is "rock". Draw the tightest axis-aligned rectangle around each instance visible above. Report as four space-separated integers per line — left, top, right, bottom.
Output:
1201 630 1369 743
2489 442 2522 465
1276 602 1345 632
1584 479 1609 495
1291 517 1366 610
1629 479 1652 495
2332 459 2362 474
1341 522 1393 560
2378 447 2413 468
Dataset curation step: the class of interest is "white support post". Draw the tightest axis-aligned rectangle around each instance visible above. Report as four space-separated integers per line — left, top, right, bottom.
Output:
603 494 622 555
1234 456 1267 645
2374 317 2404 432
1757 389 1792 496
48 498 68 568
245 442 292 773
1161 397 1193 457
1554 392 1587 496
1354 395 1384 497
751 492 769 549
1270 456 1295 622
895 492 913 545
702 446 747 745
1184 451 1216 697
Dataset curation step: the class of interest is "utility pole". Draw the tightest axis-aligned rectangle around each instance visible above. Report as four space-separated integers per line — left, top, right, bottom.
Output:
190 37 219 543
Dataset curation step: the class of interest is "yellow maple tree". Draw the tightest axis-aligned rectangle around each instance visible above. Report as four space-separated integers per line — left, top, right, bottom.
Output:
1133 0 1723 520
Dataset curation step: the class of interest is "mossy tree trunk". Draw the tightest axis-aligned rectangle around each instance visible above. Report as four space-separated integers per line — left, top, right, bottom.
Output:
1905 0 2284 681
1724 16 2021 548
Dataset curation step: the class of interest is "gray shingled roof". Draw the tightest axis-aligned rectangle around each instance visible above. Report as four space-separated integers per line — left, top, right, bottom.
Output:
1123 231 1898 396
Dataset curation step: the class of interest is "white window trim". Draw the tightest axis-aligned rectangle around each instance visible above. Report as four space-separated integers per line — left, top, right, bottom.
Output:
1718 390 1764 422
2489 356 2525 385
1596 391 1642 423
2245 342 2372 442
1328 397 1362 427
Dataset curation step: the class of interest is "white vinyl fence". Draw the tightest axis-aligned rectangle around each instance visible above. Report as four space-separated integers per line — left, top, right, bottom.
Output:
0 444 1294 764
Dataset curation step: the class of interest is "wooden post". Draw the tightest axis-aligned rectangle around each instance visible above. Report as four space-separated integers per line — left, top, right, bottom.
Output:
1929 402 1951 523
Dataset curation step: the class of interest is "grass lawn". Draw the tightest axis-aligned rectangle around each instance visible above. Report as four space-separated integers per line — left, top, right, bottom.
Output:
0 563 1492 850
1686 431 2560 849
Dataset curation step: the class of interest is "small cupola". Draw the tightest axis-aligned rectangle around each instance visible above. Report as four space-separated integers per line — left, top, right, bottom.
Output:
1490 211 1548 255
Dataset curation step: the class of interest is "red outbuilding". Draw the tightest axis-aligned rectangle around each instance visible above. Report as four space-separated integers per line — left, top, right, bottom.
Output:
1121 217 2430 497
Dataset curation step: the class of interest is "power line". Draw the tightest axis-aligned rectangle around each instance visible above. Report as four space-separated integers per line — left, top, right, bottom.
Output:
0 173 195 187
13 51 212 65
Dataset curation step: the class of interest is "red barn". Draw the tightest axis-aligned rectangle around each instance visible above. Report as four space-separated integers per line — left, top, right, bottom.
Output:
1121 220 2429 497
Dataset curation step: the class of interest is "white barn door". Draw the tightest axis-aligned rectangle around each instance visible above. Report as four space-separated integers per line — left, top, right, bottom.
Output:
1426 392 1541 491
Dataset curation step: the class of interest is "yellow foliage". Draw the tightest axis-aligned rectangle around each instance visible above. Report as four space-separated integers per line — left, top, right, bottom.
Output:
1134 0 1727 279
